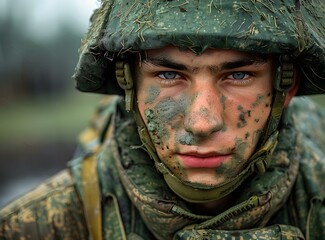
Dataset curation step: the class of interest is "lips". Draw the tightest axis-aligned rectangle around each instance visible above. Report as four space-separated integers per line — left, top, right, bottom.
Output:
178 152 231 168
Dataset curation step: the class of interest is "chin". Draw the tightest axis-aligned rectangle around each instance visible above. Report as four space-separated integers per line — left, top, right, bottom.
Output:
184 170 225 187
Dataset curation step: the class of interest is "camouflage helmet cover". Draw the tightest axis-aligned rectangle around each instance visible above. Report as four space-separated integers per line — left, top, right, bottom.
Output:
73 0 325 95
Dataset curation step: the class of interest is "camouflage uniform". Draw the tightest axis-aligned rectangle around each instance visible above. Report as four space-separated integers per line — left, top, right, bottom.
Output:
1 1 325 239
1 96 324 240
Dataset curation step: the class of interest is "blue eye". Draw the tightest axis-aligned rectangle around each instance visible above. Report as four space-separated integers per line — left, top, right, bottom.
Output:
231 72 248 80
158 71 180 79
225 72 252 81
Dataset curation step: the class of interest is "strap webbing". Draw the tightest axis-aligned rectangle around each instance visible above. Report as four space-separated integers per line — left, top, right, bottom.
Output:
82 153 103 240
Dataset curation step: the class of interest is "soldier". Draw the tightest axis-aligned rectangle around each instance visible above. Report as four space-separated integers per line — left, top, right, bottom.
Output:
1 0 325 239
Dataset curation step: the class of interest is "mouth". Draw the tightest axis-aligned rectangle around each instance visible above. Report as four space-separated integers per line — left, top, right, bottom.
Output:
177 152 231 168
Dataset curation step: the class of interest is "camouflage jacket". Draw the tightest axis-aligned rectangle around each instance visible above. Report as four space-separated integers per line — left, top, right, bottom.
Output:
0 96 324 240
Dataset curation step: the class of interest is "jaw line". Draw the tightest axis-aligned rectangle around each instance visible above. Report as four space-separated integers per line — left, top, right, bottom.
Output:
161 163 250 203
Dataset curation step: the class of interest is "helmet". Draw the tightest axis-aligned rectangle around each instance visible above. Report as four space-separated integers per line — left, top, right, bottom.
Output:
74 0 325 95
73 0 325 202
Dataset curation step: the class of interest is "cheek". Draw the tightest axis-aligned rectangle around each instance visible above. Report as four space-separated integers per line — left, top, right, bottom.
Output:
144 108 170 146
229 93 272 155
250 93 273 126
143 104 188 177
175 131 198 146
144 86 161 104
142 96 188 146
234 93 272 130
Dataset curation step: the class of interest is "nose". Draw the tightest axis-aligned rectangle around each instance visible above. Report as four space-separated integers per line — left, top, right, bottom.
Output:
184 87 224 138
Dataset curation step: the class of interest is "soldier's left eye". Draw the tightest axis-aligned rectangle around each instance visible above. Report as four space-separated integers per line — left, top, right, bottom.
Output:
158 71 181 79
228 72 250 80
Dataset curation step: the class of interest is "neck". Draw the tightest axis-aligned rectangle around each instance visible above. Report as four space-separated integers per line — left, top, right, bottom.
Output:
188 190 238 216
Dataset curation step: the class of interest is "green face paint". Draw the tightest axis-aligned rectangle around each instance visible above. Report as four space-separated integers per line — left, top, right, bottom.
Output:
252 94 266 108
245 132 250 140
145 108 154 119
145 86 160 104
144 108 168 144
237 105 252 128
220 95 227 111
154 97 186 122
220 137 249 175
235 137 248 156
215 164 228 175
144 95 189 147
134 45 281 201
176 132 197 145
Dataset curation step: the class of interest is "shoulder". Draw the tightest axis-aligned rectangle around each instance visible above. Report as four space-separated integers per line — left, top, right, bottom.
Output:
287 97 325 145
0 169 88 239
271 97 325 237
286 97 325 192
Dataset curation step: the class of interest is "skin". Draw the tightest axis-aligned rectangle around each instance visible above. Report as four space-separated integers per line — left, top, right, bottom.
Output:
135 46 297 212
136 45 274 184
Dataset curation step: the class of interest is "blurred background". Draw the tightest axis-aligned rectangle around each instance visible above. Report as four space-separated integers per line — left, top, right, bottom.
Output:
0 0 101 207
0 0 324 208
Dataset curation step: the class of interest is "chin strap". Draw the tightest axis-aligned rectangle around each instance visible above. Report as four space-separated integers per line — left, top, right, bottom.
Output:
115 56 294 203
257 54 294 161
115 61 157 156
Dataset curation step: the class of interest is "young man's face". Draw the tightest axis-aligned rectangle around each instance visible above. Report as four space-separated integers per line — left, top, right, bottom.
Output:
136 46 274 187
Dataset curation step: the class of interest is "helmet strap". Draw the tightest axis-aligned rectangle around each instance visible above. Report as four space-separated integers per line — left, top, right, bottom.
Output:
115 60 159 161
255 55 294 173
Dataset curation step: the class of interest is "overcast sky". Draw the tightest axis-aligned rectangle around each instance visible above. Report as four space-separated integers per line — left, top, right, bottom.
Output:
0 0 99 40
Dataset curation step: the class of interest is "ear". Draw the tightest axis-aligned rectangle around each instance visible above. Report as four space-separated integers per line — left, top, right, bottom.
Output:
284 68 300 107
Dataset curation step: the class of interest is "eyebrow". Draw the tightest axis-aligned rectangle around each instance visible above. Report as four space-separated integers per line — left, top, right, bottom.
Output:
142 54 269 73
143 56 190 71
221 56 268 70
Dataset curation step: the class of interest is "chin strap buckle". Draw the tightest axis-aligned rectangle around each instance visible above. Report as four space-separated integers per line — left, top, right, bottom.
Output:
274 54 294 92
116 61 134 111
253 131 279 174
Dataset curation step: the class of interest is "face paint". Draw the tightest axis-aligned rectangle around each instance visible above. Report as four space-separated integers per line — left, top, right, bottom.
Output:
145 95 189 146
245 132 250 140
252 94 267 107
155 97 186 122
208 137 247 176
145 108 168 144
176 132 197 145
235 137 248 156
145 86 160 104
237 105 252 128
220 95 227 111
136 46 275 188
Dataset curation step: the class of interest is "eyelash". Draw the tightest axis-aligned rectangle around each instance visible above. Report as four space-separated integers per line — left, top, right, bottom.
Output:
155 71 254 85
158 71 181 79
156 71 182 85
224 72 253 85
